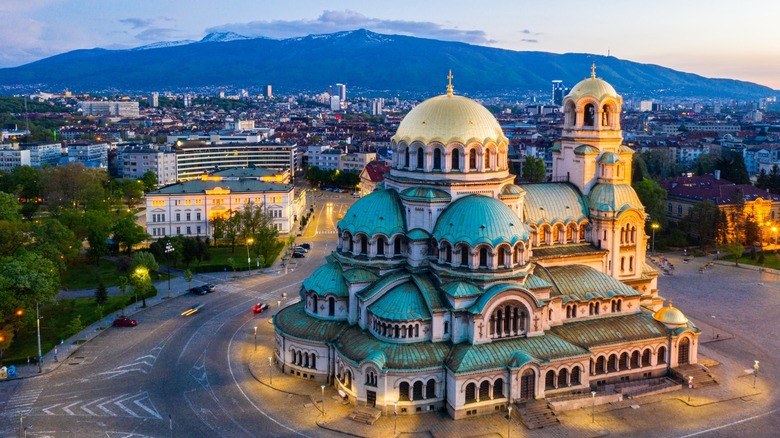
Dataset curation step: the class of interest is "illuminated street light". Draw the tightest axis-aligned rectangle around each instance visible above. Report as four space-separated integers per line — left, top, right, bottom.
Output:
651 223 660 256
165 241 174 299
591 390 596 423
246 237 254 274
253 326 258 352
393 401 398 437
754 360 760 388
507 405 513 438
268 356 273 385
321 384 326 417
687 375 694 402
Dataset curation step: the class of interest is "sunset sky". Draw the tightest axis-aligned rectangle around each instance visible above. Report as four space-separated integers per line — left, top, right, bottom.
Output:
3 0 778 89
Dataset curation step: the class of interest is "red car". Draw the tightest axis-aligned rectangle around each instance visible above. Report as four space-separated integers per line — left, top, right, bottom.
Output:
252 303 270 313
113 316 137 327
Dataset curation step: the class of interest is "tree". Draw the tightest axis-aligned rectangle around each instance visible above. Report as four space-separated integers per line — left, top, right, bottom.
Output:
121 179 145 208
633 178 668 229
66 315 85 337
681 200 719 247
641 149 683 179
224 212 241 252
211 215 226 245
117 276 128 296
112 216 149 254
0 252 60 341
724 240 744 266
769 164 780 195
521 156 547 182
632 154 649 183
694 153 716 176
184 269 193 290
95 282 108 305
0 192 22 221
140 170 158 193
131 251 157 307
0 220 30 257
30 219 80 271
715 155 750 185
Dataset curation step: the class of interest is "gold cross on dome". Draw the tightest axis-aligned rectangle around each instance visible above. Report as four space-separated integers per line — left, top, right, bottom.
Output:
447 70 454 95
591 62 596 79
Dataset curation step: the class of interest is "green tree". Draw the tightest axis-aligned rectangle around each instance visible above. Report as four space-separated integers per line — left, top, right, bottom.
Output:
632 153 649 183
768 164 780 195
715 155 750 185
131 252 157 307
641 149 683 179
112 216 149 253
211 215 226 245
184 269 193 289
723 240 744 266
224 212 241 252
521 156 547 182
694 153 716 176
121 179 145 208
0 192 22 221
140 170 158 193
30 219 80 271
681 200 719 247
0 252 60 340
66 314 85 336
0 220 29 257
633 178 668 229
117 275 128 295
95 282 108 305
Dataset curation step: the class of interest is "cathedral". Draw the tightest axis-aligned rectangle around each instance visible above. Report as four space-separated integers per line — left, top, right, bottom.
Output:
273 70 700 419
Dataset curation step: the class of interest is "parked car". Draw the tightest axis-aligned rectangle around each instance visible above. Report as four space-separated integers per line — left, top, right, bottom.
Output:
252 302 270 313
189 285 208 295
351 192 360 198
300 243 311 250
113 316 137 327
292 252 305 258
203 283 216 293
181 303 204 316
294 246 308 253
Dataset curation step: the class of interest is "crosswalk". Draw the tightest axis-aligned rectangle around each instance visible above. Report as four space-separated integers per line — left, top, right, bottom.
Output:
38 391 161 419
315 230 338 235
2 386 44 417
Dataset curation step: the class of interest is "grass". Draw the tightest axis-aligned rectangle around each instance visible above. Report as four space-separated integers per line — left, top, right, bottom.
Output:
186 241 286 273
61 257 123 290
718 251 780 270
2 288 157 366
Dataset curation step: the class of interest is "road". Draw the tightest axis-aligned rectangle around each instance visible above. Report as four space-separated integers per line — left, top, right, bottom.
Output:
0 191 352 438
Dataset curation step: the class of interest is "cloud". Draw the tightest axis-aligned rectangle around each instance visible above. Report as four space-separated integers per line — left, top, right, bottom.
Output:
119 18 154 29
134 27 181 42
206 9 496 45
118 16 181 42
521 39 539 43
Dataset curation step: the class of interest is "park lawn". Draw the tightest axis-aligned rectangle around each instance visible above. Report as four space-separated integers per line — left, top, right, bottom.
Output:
185 242 285 272
61 257 123 290
2 290 156 365
719 251 780 270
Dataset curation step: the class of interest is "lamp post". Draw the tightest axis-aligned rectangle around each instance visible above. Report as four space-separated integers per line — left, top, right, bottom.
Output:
393 401 398 437
687 375 694 402
753 360 760 388
165 241 174 299
651 223 660 256
591 390 596 423
246 237 254 274
773 227 778 252
321 384 326 417
268 356 273 385
253 326 258 352
36 302 42 373
506 405 513 438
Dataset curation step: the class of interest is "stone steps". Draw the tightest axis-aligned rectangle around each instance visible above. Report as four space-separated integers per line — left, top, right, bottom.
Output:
349 406 381 425
673 364 719 388
516 400 560 429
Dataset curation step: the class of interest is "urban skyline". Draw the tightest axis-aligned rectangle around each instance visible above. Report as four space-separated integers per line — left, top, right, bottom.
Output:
3 0 780 89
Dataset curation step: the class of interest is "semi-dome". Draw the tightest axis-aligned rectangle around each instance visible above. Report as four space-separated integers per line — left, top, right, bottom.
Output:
369 282 431 321
566 76 619 102
400 187 452 202
392 93 507 147
433 195 529 247
598 152 623 164
653 301 689 325
589 183 643 213
338 189 405 237
499 184 525 198
303 262 348 297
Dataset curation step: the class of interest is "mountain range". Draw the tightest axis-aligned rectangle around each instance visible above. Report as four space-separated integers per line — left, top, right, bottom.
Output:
0 29 774 99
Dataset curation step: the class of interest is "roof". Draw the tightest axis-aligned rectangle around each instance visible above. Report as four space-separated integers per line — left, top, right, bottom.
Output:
588 183 644 213
574 144 600 155
211 167 278 178
531 243 608 261
433 194 530 247
148 178 292 195
369 281 431 321
302 262 349 297
338 189 406 237
441 280 483 298
521 183 588 226
273 303 348 342
565 76 620 102
400 187 452 202
361 160 391 183
446 335 590 373
343 268 379 284
598 152 623 164
499 184 525 198
653 301 689 325
536 264 641 302
659 174 780 205
335 326 451 370
392 93 508 147
550 312 668 349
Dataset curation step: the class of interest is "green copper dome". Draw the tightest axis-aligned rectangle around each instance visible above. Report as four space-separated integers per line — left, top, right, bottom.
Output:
369 282 431 321
433 194 529 247
589 183 643 213
303 262 348 297
338 189 406 237
400 187 452 202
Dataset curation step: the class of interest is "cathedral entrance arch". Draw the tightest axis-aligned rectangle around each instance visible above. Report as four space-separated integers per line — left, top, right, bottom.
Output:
520 369 535 401
678 338 690 365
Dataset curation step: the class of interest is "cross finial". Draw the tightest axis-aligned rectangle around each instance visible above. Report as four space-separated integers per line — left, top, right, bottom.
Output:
447 69 454 95
591 63 596 79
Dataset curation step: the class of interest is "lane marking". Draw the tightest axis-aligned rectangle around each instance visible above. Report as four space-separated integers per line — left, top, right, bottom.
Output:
678 407 780 437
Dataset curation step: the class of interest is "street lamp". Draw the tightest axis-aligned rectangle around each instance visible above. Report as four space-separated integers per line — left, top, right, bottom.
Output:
687 375 694 402
506 405 513 438
246 237 254 274
253 326 258 352
773 227 778 252
268 356 273 385
36 302 42 373
591 390 596 423
393 401 398 437
321 384 326 417
651 223 660 256
165 241 174 299
135 267 148 308
753 360 760 388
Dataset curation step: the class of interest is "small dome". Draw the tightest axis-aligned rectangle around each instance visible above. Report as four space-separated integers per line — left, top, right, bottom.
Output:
653 301 689 325
574 144 600 155
598 152 623 164
400 187 452 202
499 184 525 198
303 262 348 297
589 183 644 213
433 194 529 247
369 282 431 321
393 94 507 147
338 189 405 237
566 76 620 102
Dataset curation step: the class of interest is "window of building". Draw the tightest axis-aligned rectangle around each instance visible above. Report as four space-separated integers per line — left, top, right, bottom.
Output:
186 226 191 235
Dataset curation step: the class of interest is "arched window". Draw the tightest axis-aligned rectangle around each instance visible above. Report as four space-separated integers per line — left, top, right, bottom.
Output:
678 338 690 365
657 346 667 364
493 378 504 398
360 235 368 255
377 237 385 256
558 368 569 388
596 356 606 374
584 103 595 126
465 383 477 403
602 104 610 126
346 233 354 253
417 147 424 169
545 370 556 389
479 381 491 400
468 149 477 170
460 245 469 267
444 244 452 263
394 237 402 255
485 150 490 169
489 301 528 338
631 351 641 368
607 354 618 372
328 297 335 316
619 352 629 370
571 366 581 385
479 247 488 267
404 148 410 168
399 382 410 401
312 295 318 314
433 148 441 170
497 248 506 267
426 379 436 399
643 349 652 366
451 149 460 171
413 381 424 400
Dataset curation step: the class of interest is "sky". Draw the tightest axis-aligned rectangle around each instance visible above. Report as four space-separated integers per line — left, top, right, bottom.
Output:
3 0 779 89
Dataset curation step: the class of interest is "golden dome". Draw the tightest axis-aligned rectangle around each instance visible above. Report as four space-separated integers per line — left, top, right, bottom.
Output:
392 93 507 146
566 66 620 102
653 301 689 326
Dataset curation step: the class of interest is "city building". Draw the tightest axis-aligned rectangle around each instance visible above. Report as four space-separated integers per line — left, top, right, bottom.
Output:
330 96 341 111
307 145 344 171
358 160 390 196
551 80 566 106
274 72 699 420
78 101 140 118
174 141 298 181
118 145 178 186
19 142 63 167
339 152 377 173
145 169 297 239
166 132 272 145
0 147 31 172
334 83 347 101
371 98 384 116
67 142 109 167
265 85 273 99
149 92 159 108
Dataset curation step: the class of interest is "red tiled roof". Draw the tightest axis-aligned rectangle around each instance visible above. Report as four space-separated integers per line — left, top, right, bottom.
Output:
659 174 780 205
362 160 390 183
